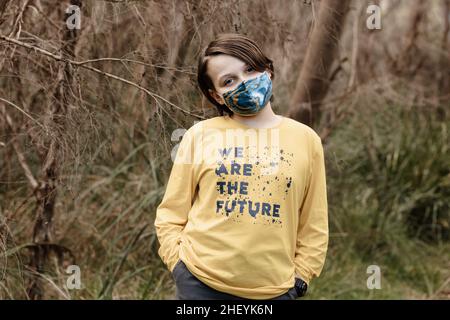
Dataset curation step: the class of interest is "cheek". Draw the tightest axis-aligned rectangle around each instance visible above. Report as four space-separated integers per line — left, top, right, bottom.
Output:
216 92 227 103
216 89 227 96
213 85 228 96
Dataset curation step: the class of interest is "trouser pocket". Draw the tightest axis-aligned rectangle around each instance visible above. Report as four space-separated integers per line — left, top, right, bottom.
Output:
173 262 243 300
171 259 183 279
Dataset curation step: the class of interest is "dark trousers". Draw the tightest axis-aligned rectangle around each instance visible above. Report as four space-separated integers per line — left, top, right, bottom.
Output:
172 260 298 300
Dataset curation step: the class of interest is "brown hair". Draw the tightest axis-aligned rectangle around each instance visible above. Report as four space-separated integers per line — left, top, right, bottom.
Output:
197 33 275 116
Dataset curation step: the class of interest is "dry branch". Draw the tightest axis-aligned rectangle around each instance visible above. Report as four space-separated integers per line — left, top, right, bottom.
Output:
0 34 204 120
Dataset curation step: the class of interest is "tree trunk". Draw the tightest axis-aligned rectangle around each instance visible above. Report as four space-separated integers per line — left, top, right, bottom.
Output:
287 0 350 127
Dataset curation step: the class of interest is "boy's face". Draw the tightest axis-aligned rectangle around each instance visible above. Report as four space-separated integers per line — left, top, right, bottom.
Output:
207 54 270 106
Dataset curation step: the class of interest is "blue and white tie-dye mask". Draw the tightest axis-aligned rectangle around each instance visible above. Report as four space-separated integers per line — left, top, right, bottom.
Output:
222 71 273 116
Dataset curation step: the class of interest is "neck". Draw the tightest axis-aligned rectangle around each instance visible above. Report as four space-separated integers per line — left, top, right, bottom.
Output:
230 102 278 126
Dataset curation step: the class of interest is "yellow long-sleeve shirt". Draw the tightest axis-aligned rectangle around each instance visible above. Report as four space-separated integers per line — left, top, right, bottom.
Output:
154 114 328 299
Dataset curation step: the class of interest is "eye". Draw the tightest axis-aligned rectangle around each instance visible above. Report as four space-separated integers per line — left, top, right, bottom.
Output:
223 78 233 86
246 65 255 73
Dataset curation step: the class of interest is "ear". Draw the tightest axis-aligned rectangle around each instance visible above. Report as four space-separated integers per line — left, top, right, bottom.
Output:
209 89 225 105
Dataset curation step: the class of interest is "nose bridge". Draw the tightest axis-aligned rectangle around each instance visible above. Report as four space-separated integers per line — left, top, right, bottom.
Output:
243 71 263 83
234 70 260 89
237 71 246 83
240 72 254 85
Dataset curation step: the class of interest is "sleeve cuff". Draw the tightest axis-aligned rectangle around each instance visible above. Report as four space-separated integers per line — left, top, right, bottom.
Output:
295 268 312 286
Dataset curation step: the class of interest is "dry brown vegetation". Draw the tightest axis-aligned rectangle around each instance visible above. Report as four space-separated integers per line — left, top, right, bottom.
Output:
0 0 449 299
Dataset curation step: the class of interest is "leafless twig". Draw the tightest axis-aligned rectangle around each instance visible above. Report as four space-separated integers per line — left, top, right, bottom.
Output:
0 34 205 120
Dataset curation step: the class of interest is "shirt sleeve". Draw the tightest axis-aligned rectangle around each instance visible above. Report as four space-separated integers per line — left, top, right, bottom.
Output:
154 127 199 273
294 132 329 285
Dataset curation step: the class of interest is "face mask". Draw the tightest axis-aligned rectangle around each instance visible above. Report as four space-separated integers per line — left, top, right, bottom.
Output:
222 71 273 116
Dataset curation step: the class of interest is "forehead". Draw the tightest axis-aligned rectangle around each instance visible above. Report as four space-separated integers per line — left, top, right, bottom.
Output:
206 54 246 81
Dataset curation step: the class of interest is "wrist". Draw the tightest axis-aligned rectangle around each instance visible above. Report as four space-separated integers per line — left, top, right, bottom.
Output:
294 277 308 297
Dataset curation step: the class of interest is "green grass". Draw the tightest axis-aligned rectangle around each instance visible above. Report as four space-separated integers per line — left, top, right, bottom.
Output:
305 97 450 299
